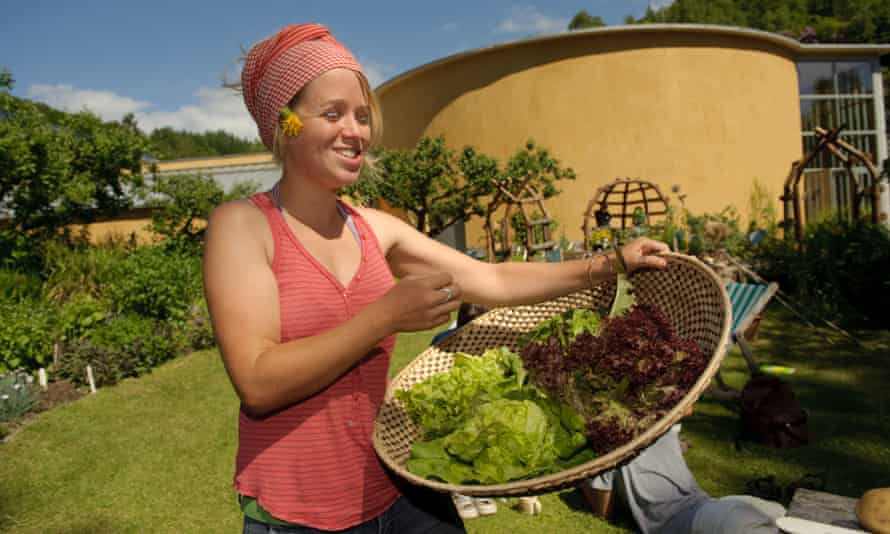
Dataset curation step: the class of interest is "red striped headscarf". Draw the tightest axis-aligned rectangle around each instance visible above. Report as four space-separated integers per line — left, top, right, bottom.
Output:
242 23 364 149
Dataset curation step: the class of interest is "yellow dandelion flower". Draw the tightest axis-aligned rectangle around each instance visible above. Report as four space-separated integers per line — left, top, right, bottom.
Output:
279 108 303 137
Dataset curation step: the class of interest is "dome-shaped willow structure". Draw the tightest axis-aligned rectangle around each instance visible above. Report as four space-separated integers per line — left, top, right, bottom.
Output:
582 178 670 251
484 182 556 262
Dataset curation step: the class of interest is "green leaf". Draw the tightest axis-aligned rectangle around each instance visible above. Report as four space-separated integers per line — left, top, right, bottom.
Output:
608 273 636 318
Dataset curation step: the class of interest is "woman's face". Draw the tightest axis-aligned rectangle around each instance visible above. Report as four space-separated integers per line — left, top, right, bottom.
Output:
285 68 371 190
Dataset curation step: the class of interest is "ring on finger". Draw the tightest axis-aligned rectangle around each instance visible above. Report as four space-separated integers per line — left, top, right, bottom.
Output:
440 286 454 303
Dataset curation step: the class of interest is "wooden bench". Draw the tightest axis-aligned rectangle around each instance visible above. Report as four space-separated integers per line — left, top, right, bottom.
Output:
787 488 865 531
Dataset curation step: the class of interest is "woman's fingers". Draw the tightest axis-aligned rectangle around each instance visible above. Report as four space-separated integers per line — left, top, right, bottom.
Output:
383 273 462 332
621 237 670 272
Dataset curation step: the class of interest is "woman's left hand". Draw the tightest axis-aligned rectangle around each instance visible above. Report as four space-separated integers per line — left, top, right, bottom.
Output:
619 237 670 273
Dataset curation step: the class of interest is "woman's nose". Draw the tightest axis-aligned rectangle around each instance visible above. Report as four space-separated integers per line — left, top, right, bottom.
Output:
341 115 361 136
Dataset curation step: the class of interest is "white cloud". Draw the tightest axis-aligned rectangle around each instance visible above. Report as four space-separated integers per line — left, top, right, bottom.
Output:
358 58 396 88
649 0 675 9
27 84 151 119
134 87 256 140
494 5 569 35
26 83 258 140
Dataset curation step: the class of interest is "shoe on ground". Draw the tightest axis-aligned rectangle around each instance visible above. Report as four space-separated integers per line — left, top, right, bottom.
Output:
451 493 479 520
474 497 498 516
515 496 542 515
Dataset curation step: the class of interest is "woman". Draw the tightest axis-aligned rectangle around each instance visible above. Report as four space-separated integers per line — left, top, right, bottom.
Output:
203 23 670 533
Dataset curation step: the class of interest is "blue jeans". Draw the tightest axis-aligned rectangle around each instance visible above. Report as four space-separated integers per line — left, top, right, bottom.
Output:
242 492 465 534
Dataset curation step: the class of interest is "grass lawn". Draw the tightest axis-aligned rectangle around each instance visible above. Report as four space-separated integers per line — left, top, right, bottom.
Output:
1 307 888 533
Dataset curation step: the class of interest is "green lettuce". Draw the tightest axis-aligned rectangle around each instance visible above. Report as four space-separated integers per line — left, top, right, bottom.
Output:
406 397 592 484
400 348 594 485
395 347 526 439
519 308 602 349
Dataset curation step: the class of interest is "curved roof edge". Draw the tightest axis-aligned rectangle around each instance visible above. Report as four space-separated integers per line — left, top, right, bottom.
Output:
377 23 890 94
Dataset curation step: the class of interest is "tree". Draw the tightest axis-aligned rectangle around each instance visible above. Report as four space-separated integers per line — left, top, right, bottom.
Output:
568 11 607 30
627 0 890 44
345 137 575 251
344 136 493 237
0 93 149 251
481 140 576 259
147 127 266 160
142 173 259 246
0 67 13 91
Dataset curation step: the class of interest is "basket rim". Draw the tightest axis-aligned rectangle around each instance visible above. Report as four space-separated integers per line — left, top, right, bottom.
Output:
373 252 732 496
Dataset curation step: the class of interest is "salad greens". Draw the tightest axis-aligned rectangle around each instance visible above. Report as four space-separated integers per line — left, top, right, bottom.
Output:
397 347 593 484
519 308 603 348
396 347 526 439
398 274 705 484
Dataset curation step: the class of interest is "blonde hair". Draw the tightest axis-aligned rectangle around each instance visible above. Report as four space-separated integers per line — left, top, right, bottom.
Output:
272 71 383 175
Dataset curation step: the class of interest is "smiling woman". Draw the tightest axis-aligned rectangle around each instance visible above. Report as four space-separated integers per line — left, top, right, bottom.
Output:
201 20 670 534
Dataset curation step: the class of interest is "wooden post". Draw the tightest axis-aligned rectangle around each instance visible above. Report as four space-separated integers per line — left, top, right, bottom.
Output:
86 365 96 394
53 343 60 367
38 368 48 391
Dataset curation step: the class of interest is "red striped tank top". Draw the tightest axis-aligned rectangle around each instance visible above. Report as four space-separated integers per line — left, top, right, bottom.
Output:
234 192 400 529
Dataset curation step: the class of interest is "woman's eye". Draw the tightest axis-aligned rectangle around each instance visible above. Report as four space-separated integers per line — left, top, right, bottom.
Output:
323 110 340 121
356 113 370 126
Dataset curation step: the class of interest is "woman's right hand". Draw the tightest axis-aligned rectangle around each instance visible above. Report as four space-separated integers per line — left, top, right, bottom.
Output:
376 272 462 333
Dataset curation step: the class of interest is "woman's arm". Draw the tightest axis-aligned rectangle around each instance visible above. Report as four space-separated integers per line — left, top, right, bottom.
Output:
362 208 669 309
203 201 461 417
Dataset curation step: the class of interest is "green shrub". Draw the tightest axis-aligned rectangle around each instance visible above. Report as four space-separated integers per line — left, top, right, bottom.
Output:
684 206 748 257
0 370 39 423
58 314 187 386
0 299 56 373
103 245 202 320
746 178 779 237
57 296 110 344
751 218 890 328
56 339 140 388
0 229 42 272
41 238 129 303
0 269 43 302
183 299 215 351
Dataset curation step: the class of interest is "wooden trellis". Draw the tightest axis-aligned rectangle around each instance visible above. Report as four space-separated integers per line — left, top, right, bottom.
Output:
782 126 883 242
483 181 556 262
582 178 670 251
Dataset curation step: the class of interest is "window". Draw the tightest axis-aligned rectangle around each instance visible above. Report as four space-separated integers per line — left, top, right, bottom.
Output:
798 61 873 95
798 61 878 165
797 60 882 215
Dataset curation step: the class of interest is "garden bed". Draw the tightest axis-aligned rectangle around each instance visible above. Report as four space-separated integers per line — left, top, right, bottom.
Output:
0 379 85 442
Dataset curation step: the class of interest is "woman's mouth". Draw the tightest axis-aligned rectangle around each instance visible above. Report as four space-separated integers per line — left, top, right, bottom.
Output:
335 148 359 159
334 147 363 170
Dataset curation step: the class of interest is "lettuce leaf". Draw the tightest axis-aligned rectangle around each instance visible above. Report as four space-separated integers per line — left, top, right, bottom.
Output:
519 308 602 349
400 347 594 485
407 397 590 484
608 273 636 318
395 347 526 439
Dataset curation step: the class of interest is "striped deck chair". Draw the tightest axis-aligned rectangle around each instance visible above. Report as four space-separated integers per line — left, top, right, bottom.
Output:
712 281 779 394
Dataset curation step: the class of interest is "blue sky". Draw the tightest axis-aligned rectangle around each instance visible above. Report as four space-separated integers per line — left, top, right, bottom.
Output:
3 1 673 140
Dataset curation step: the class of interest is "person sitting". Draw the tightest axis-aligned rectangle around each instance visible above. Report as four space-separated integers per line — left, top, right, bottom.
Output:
578 417 786 534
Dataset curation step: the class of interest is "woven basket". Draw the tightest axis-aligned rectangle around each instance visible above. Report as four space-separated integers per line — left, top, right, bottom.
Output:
373 253 731 496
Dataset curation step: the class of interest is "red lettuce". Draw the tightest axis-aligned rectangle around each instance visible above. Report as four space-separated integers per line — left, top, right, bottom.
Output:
520 303 707 454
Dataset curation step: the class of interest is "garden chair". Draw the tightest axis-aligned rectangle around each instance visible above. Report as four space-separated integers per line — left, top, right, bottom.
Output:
711 280 779 397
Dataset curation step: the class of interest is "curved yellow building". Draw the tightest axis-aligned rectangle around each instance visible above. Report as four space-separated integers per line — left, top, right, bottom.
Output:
376 24 890 249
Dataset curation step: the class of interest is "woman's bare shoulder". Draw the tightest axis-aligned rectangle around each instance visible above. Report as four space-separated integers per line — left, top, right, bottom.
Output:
208 198 264 229
206 198 273 259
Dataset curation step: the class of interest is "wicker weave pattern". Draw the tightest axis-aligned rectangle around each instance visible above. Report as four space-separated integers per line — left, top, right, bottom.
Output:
373 253 731 496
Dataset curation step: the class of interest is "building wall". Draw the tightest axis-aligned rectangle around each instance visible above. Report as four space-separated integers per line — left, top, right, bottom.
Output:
377 28 803 249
